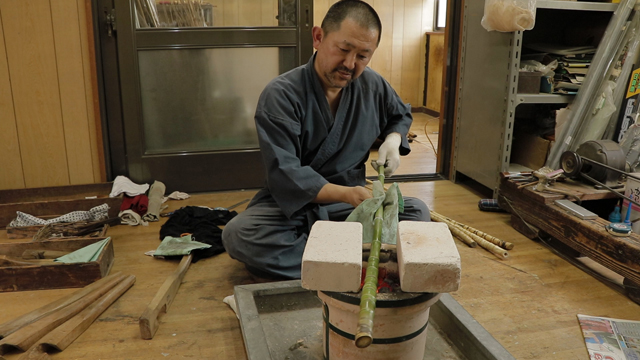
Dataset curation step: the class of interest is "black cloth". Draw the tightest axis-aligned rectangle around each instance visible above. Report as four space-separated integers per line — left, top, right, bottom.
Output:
159 206 237 262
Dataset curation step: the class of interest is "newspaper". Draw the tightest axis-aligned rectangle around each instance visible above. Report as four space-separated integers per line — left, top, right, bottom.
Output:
578 314 640 360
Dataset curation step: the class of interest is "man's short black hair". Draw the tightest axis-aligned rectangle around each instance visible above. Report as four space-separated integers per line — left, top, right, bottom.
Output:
321 0 382 45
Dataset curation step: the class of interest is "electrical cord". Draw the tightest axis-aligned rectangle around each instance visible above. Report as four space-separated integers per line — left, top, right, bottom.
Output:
408 117 438 155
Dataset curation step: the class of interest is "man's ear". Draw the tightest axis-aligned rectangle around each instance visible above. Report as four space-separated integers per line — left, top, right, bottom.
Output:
312 26 323 49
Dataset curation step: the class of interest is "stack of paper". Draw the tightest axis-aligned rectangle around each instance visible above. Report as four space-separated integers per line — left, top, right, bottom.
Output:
524 43 596 94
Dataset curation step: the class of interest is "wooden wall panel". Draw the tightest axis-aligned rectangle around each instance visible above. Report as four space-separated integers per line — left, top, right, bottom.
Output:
261 0 277 26
239 0 261 26
208 0 224 26
1 0 70 188
313 0 328 26
222 0 239 26
0 14 25 190
390 0 405 92
51 0 95 185
426 33 445 112
79 0 106 182
373 0 393 81
400 0 423 106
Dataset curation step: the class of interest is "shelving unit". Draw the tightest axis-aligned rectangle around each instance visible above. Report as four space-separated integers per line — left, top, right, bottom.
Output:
453 0 618 193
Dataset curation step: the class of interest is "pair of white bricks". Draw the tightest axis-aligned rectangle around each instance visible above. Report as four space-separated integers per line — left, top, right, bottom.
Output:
301 221 461 293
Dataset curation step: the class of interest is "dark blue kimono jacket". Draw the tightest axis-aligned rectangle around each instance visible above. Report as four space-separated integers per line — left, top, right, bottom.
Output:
250 54 413 219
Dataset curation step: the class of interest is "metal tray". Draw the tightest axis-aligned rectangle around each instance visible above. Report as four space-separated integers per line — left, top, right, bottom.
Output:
234 280 514 360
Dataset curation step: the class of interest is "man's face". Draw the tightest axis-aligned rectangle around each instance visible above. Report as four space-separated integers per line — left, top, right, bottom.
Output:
312 18 378 91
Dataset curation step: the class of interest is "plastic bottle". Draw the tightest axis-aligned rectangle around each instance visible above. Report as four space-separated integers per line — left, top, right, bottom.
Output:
609 205 622 223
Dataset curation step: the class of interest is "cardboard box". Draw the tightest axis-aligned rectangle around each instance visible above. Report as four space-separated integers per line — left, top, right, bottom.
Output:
0 237 114 292
511 131 553 170
0 183 122 229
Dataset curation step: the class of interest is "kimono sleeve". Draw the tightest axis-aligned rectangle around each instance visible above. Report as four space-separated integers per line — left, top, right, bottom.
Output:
381 83 413 155
254 106 328 219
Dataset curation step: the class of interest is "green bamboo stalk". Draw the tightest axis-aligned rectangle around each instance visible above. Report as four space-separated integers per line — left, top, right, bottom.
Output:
354 165 385 348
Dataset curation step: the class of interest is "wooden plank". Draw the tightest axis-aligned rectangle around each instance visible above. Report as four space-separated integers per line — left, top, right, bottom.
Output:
38 275 136 351
238 0 261 26
0 0 70 188
0 13 25 191
209 0 224 26
500 179 640 285
390 0 404 92
372 0 394 81
139 254 193 339
400 0 423 105
0 183 120 229
260 0 275 26
51 0 95 185
8 222 112 240
313 0 330 27
0 238 114 292
0 271 125 353
222 0 239 26
79 0 106 182
0 272 124 339
0 182 113 204
426 33 445 112
360 0 375 69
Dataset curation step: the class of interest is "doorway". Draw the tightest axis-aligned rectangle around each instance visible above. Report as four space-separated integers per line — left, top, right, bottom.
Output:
94 0 313 192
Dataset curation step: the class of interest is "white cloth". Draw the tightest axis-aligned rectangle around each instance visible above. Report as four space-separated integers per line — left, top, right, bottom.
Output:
110 175 149 197
222 295 239 319
162 191 191 203
118 209 148 226
9 204 110 227
143 181 166 222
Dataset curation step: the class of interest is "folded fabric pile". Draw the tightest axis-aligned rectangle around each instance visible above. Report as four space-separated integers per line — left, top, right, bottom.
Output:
159 206 237 262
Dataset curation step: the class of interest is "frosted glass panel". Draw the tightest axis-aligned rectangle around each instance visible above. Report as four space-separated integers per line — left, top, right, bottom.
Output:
138 47 281 154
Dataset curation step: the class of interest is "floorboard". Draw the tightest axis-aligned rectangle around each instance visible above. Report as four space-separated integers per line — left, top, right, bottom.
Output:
0 181 638 359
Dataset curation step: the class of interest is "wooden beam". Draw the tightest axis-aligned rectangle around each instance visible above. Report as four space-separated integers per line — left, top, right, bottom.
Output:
0 273 127 354
39 275 136 351
139 254 193 340
0 272 124 339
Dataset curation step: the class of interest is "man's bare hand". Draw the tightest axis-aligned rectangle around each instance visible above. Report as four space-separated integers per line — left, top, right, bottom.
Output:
344 186 372 207
314 183 372 207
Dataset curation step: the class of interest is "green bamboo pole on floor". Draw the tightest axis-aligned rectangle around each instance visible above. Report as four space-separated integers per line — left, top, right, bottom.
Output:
354 164 385 348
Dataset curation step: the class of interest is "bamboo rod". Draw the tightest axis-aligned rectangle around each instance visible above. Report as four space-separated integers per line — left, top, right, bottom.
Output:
355 166 385 348
431 211 514 250
458 226 509 260
469 231 509 259
431 212 508 259
431 213 477 248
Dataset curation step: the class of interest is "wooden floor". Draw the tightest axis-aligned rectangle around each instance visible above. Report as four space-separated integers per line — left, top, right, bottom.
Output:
1 179 639 359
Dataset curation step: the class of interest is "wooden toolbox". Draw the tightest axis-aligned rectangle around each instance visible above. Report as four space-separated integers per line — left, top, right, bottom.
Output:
0 183 122 229
0 237 114 292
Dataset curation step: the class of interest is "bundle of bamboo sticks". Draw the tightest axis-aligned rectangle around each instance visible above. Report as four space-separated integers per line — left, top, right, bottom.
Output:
431 211 514 260
0 273 135 359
